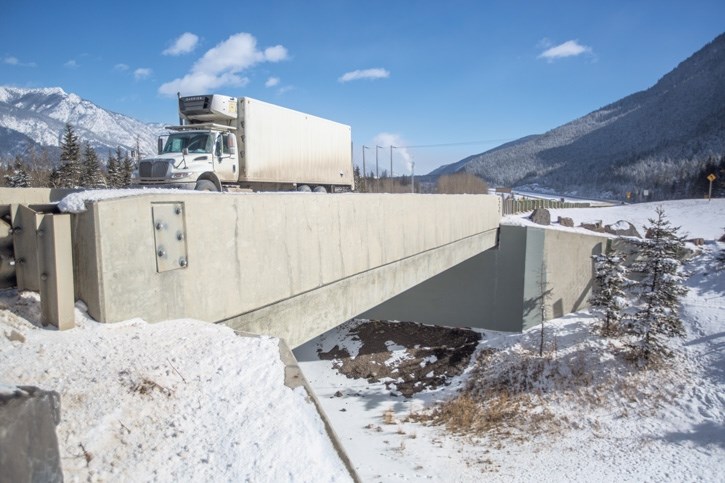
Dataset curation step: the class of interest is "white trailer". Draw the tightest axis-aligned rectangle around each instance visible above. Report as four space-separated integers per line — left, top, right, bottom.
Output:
138 95 354 192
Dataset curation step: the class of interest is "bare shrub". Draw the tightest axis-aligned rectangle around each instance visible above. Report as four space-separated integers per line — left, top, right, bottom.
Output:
383 408 396 425
436 172 489 194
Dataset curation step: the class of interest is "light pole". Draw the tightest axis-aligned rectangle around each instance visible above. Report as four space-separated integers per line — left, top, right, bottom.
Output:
375 145 382 179
362 145 369 179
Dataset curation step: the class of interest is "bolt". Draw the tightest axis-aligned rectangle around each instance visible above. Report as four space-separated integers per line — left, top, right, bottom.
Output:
156 222 165 231
179 257 188 268
175 206 182 215
12 226 21 234
40 273 48 281
157 249 166 258
176 231 184 241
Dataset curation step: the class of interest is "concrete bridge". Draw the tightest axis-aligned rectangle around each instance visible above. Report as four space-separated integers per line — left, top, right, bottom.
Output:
1 188 608 348
1 189 502 347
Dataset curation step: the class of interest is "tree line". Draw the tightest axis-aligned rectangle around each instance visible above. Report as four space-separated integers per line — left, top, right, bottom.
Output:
353 165 489 194
2 123 135 189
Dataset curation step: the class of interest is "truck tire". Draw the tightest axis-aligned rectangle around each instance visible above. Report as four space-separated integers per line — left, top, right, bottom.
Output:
297 185 312 192
313 186 327 194
195 179 218 191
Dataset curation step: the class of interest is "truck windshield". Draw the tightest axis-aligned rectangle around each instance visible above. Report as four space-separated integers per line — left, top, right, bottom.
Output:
163 133 213 154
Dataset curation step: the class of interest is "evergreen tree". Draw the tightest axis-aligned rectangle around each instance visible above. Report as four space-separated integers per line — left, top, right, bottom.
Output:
4 158 31 187
79 142 106 188
48 166 62 188
60 123 81 162
628 207 689 362
106 149 122 188
120 149 134 187
353 165 366 192
57 123 82 187
590 248 629 336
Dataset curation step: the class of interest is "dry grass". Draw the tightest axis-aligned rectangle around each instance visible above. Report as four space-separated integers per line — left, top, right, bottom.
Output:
382 408 396 425
410 331 686 441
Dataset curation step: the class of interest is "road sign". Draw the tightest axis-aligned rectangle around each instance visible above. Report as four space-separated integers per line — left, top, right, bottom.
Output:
707 173 717 182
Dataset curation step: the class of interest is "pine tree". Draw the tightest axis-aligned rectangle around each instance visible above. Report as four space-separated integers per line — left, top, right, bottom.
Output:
120 150 134 187
79 142 106 188
57 123 82 187
106 149 122 188
628 207 689 362
590 248 629 336
48 166 62 188
4 158 31 187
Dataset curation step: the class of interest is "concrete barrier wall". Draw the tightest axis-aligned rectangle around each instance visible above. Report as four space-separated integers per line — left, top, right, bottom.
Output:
71 192 500 340
0 188 80 213
363 224 608 332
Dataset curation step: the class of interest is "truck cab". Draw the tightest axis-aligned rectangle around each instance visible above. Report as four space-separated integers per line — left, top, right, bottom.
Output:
139 95 239 191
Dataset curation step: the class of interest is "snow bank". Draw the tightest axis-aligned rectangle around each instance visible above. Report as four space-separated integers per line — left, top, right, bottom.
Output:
0 294 351 482
57 188 215 213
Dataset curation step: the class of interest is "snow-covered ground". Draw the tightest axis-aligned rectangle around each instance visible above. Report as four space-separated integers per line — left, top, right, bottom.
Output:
296 199 725 481
506 198 725 241
0 298 350 482
0 198 723 482
296 242 724 480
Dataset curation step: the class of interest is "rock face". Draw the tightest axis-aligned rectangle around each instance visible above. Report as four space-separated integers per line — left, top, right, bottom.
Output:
0 385 62 483
530 208 551 226
557 216 574 227
605 220 642 238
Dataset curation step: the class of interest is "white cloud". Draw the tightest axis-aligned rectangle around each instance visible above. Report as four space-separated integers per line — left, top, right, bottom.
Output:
3 56 36 67
538 40 592 61
162 32 199 56
338 68 390 83
373 132 413 173
159 33 289 96
134 68 152 80
64 60 79 68
114 63 129 71
265 76 280 87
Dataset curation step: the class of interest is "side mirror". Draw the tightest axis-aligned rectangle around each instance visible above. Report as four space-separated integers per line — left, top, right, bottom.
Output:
157 137 163 155
226 133 237 154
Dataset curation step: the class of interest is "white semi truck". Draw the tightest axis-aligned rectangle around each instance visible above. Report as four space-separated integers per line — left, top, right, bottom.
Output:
138 95 354 192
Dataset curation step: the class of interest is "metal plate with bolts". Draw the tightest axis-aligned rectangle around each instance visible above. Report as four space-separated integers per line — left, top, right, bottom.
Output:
151 202 188 273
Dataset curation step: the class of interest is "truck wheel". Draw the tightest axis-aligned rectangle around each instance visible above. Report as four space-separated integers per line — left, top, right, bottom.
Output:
195 180 218 191
297 185 312 192
313 186 327 194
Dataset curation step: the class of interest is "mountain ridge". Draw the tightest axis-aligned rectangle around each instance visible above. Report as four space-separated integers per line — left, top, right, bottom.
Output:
0 86 163 161
437 32 725 198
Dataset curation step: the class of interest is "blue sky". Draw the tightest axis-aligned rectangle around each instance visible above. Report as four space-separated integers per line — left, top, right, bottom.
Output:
2 0 724 175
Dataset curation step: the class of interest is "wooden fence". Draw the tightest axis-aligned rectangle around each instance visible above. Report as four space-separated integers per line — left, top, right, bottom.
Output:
502 198 590 215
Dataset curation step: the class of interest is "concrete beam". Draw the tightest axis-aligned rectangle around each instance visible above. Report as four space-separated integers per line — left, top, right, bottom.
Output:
68 192 501 341
224 230 498 347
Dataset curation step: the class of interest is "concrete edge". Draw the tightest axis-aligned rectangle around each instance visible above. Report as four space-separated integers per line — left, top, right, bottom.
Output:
231 329 361 482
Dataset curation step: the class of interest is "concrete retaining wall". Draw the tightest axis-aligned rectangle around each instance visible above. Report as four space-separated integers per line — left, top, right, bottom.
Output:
363 224 608 332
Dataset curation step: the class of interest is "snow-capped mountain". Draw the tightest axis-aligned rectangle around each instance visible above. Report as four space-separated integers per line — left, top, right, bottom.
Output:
0 86 163 160
433 32 725 199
